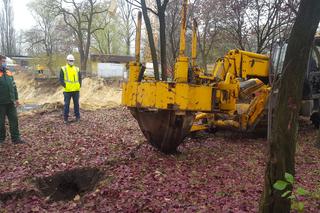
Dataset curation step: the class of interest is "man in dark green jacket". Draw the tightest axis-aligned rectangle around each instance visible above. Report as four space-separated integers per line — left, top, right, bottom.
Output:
0 55 24 144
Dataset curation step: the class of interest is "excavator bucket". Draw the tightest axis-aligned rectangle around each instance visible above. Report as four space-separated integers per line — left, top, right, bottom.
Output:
131 109 194 154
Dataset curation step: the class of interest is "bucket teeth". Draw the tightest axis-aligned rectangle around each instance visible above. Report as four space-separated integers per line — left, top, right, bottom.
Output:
131 109 194 154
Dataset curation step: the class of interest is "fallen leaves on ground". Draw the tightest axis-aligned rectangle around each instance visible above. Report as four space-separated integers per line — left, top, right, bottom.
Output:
0 107 319 212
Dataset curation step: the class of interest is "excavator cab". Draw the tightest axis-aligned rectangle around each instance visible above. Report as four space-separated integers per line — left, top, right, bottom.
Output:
306 35 320 127
271 35 320 127
307 36 320 96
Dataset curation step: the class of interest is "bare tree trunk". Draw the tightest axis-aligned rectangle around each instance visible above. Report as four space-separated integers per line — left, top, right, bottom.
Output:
259 0 320 212
157 0 169 81
0 0 15 55
46 52 54 76
169 32 178 69
77 25 88 72
141 0 159 80
202 55 207 73
126 36 130 55
199 25 207 72
125 14 131 56
158 11 167 81
82 56 88 73
84 11 93 73
79 47 86 72
316 129 320 148
165 0 180 73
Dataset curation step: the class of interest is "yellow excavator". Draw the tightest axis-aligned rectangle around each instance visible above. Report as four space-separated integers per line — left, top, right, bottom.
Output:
122 0 320 153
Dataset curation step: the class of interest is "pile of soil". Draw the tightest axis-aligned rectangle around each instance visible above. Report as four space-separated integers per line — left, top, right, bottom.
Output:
14 72 122 110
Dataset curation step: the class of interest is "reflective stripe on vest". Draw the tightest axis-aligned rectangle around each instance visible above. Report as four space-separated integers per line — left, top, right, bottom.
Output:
62 65 80 92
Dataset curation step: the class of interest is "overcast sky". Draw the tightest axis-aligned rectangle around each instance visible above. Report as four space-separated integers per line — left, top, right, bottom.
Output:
12 0 35 31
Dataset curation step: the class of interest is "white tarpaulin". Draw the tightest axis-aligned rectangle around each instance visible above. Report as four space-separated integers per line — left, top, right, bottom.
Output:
97 63 125 78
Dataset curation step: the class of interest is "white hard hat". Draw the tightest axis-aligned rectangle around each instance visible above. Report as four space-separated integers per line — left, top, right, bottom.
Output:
66 54 75 61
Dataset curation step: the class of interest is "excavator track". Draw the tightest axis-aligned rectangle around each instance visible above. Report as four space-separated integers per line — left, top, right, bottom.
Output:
130 109 194 154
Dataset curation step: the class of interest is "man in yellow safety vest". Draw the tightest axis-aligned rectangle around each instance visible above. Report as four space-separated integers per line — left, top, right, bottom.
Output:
59 54 82 124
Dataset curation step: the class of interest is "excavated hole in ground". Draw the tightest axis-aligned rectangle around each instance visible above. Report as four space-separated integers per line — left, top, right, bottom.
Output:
0 189 38 203
36 167 103 202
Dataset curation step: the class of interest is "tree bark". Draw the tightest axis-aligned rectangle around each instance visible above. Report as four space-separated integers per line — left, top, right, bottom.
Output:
140 0 159 80
165 0 180 72
259 0 320 212
158 10 167 81
126 36 130 55
316 128 320 148
157 0 169 81
46 52 54 76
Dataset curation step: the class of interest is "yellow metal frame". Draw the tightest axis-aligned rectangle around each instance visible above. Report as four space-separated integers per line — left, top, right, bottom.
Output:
210 49 270 81
122 0 272 135
122 82 213 111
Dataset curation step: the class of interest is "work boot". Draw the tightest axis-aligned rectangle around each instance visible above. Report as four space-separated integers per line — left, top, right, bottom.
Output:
75 117 80 122
64 119 69 124
12 139 25 144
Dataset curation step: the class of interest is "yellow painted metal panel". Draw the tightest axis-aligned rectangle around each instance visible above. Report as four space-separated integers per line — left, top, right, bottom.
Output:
187 85 212 111
190 124 208 132
175 83 189 109
225 49 269 79
242 54 269 78
174 57 189 83
136 83 156 107
128 62 140 82
156 82 175 109
125 82 138 106
122 82 213 111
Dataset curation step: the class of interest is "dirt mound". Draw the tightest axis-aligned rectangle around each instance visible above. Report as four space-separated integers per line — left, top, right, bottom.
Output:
80 78 122 109
14 72 122 110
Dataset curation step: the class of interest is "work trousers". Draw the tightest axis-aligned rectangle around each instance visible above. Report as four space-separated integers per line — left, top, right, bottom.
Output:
0 103 20 141
63 91 80 121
